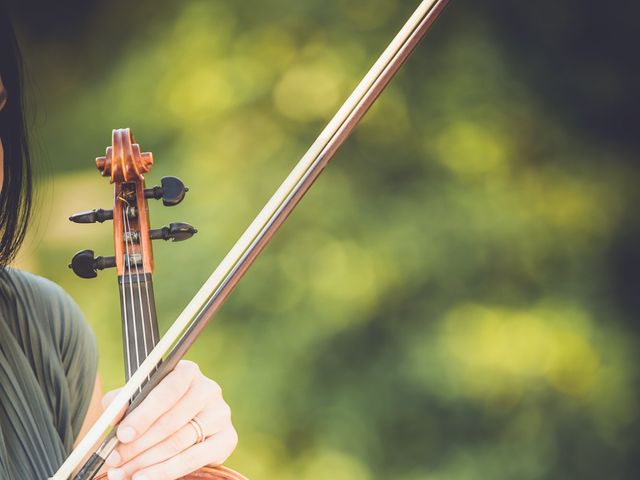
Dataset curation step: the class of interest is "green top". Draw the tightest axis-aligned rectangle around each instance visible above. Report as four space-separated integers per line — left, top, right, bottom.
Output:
0 268 98 479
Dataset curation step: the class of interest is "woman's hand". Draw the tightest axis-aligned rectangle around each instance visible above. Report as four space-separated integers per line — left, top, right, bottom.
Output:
102 360 238 480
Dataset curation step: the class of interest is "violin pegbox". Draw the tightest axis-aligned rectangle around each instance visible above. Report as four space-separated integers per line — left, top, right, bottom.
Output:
68 128 197 279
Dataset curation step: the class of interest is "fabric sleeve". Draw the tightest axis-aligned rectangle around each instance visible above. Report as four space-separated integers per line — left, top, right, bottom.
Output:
14 270 99 446
50 284 100 442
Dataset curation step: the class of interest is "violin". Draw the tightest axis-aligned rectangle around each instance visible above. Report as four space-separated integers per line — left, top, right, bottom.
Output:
68 128 246 480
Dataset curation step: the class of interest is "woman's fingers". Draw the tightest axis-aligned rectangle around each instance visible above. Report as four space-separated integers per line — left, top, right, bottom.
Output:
111 376 221 463
106 404 234 479
116 360 201 443
128 428 238 480
101 388 128 426
102 388 120 409
101 360 238 480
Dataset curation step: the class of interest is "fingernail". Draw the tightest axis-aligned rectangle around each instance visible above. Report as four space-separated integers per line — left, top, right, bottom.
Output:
105 450 121 467
118 426 136 442
107 469 125 480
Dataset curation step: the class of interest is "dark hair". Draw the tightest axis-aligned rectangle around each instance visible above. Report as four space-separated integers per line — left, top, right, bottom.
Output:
0 4 33 268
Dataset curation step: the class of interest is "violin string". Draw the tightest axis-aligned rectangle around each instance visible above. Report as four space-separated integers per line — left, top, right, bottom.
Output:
124 201 147 391
123 194 155 387
141 250 158 377
122 203 141 384
131 203 156 348
120 204 133 382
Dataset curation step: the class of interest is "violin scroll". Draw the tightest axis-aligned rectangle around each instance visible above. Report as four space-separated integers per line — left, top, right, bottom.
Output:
96 128 153 183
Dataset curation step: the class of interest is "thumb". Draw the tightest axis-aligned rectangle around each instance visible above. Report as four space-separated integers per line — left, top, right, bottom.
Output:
101 388 128 425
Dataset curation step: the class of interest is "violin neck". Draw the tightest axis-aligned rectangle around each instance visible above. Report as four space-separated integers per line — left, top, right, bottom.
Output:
118 273 161 381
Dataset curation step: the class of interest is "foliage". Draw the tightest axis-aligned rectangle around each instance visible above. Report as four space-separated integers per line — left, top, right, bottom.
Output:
10 0 639 478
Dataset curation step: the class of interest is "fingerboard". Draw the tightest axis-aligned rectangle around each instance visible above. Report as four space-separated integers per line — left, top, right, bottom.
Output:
118 273 161 382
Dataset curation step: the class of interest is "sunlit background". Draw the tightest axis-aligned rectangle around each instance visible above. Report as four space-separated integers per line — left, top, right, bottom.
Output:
6 0 640 478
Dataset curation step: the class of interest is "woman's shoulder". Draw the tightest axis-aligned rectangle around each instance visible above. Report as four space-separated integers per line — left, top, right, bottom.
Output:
1 267 71 304
0 267 94 350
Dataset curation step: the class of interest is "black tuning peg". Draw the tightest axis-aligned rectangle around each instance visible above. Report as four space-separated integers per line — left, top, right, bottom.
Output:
69 249 116 278
69 208 113 224
144 176 189 206
149 222 198 242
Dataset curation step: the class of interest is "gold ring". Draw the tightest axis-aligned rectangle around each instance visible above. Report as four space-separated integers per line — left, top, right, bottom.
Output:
189 417 206 444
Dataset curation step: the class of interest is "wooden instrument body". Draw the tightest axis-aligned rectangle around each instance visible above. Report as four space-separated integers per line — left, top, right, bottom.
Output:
95 465 247 479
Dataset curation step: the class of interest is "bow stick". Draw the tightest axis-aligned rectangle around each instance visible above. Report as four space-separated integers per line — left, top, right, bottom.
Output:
50 0 449 478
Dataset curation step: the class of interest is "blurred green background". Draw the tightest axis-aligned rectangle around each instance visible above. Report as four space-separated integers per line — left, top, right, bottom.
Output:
7 0 640 478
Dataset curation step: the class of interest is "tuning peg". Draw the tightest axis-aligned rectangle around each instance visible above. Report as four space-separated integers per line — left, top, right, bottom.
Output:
69 249 116 278
144 176 189 206
149 222 198 242
69 208 114 224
